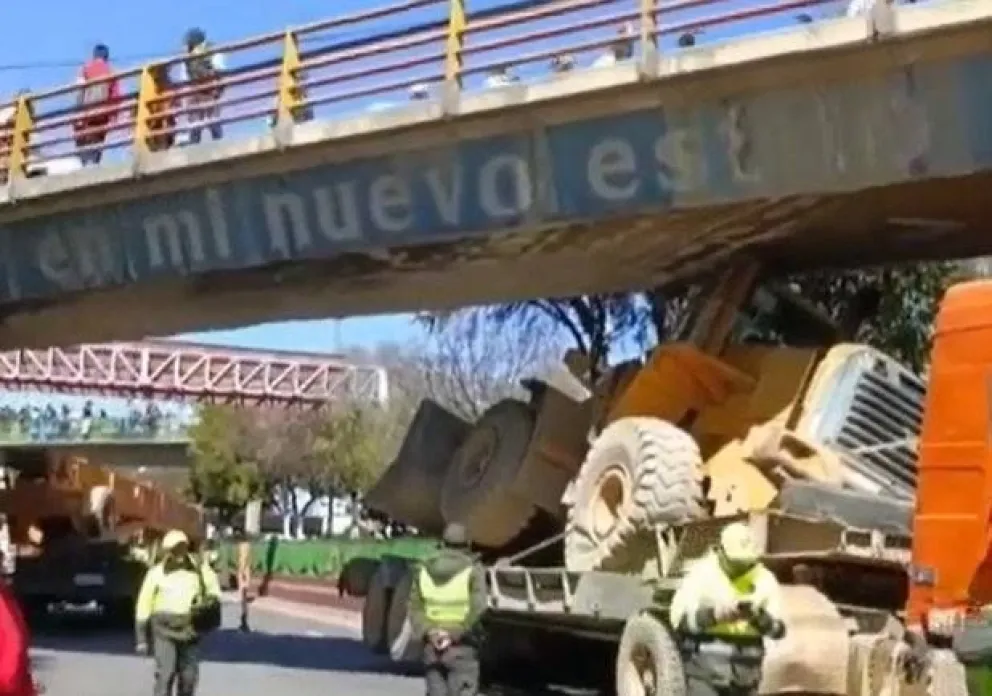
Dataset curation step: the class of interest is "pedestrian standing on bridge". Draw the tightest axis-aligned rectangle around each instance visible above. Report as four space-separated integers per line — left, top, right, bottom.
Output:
409 523 487 696
135 530 222 696
178 28 226 145
74 44 119 167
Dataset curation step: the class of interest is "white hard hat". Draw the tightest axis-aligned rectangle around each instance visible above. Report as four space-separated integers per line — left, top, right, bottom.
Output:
719 522 759 565
162 529 189 551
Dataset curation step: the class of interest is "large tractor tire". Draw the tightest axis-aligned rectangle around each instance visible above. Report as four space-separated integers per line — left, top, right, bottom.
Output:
564 417 705 572
361 565 392 653
616 612 686 696
440 400 537 548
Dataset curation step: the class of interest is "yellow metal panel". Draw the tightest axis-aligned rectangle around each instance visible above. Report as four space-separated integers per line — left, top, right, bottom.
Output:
133 66 160 155
639 0 656 58
277 31 303 126
445 0 466 86
606 342 756 426
691 346 820 458
8 95 33 180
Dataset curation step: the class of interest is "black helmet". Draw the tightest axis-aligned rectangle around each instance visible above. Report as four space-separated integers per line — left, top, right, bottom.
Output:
442 523 469 547
184 28 206 50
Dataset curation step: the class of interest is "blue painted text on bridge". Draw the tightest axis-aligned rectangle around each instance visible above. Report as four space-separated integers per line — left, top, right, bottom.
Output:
6 52 992 303
0 106 751 303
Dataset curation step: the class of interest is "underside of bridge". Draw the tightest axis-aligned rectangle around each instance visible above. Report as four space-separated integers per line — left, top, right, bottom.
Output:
0 170 989 349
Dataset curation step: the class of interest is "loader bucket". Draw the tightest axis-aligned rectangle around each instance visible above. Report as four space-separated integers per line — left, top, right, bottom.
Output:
363 400 471 536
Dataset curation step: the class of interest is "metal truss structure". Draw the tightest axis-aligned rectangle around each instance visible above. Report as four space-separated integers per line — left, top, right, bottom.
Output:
0 340 387 407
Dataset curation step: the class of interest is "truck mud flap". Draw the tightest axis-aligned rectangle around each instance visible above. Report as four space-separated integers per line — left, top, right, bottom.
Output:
363 400 470 535
771 480 913 534
759 585 850 695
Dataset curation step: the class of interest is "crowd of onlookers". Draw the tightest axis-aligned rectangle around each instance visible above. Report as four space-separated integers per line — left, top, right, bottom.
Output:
0 400 186 443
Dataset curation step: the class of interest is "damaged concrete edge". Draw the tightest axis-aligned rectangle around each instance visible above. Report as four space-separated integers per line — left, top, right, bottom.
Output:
1 0 989 208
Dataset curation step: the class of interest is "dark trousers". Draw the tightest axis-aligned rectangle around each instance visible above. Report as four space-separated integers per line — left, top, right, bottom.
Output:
239 588 250 631
153 634 199 696
424 643 479 696
682 640 763 696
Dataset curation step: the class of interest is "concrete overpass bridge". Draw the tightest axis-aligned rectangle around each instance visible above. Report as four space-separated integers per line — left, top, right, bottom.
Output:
1 0 991 347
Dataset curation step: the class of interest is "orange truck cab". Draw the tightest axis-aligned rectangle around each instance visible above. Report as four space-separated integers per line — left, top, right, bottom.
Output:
908 280 992 691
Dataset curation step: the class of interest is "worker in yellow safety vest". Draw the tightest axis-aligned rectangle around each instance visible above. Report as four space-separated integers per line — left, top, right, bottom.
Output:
408 523 487 696
134 530 222 696
669 521 787 696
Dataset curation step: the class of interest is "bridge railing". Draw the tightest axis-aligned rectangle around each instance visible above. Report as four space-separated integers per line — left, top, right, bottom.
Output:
0 0 846 181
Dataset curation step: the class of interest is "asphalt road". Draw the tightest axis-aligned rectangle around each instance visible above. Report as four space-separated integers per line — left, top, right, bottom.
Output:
31 601 421 696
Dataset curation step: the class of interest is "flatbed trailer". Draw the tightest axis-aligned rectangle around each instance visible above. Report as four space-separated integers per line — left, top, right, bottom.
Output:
480 510 965 695
0 446 203 624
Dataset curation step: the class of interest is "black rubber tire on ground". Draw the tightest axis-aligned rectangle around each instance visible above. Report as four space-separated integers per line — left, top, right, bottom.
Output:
616 612 686 696
385 565 423 666
564 417 705 572
338 557 381 598
439 400 537 548
361 565 392 654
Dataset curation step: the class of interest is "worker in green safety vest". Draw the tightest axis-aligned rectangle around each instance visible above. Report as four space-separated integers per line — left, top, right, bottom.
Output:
408 523 487 696
669 521 787 696
134 530 222 696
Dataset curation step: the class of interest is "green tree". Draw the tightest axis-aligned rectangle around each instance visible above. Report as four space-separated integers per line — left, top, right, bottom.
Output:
312 404 385 496
422 262 956 374
789 262 955 371
186 405 263 525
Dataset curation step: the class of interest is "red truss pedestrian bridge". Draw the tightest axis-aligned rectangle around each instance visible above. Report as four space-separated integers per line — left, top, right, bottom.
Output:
0 340 387 406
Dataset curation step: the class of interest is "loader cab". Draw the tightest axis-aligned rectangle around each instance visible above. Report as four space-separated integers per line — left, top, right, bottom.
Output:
671 264 842 354
607 264 845 449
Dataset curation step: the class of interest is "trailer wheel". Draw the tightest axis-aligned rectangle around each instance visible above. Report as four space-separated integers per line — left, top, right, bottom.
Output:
616 612 686 696
439 400 537 548
565 417 705 571
361 565 392 653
